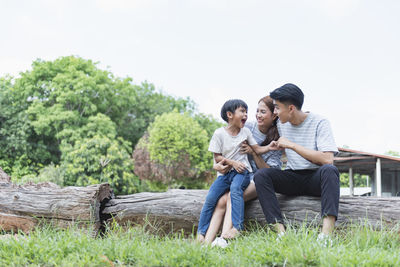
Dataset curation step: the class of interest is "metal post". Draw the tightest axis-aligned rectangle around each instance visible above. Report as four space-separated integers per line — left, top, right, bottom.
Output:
349 167 354 196
376 158 382 197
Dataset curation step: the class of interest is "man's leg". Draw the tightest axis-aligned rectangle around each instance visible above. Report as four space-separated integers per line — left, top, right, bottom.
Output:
254 168 306 233
305 164 340 235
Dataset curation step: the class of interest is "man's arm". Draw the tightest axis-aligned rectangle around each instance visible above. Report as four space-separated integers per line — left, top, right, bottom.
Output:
277 137 334 165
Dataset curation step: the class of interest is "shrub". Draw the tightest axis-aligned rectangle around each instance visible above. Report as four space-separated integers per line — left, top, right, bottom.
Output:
133 112 215 188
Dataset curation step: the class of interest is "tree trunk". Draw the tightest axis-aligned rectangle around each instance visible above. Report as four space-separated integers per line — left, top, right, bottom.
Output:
103 189 400 234
0 182 112 234
0 167 10 183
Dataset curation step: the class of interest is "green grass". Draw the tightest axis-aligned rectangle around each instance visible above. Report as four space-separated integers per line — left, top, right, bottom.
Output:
1 222 399 266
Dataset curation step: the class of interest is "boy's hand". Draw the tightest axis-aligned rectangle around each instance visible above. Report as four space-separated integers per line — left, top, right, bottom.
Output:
214 159 231 174
232 161 246 173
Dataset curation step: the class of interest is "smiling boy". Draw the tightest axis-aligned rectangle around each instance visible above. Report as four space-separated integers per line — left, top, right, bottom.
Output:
197 99 259 244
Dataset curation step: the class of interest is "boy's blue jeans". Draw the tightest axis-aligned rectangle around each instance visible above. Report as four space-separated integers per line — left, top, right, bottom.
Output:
197 169 250 236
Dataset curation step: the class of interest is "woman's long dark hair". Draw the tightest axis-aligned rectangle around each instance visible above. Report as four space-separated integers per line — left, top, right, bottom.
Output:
259 96 280 146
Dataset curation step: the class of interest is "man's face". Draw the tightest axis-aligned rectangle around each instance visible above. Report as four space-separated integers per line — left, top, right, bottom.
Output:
273 100 290 123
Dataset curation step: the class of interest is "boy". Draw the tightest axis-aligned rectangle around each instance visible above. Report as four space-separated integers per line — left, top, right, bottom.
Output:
197 99 261 245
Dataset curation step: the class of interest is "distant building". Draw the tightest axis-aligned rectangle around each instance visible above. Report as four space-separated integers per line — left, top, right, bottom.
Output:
334 148 400 197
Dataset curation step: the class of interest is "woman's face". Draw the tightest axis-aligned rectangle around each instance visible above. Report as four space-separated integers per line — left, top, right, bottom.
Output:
256 101 275 128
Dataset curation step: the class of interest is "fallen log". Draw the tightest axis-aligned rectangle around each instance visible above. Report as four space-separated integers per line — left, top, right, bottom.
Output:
103 189 400 233
0 182 112 233
0 167 10 183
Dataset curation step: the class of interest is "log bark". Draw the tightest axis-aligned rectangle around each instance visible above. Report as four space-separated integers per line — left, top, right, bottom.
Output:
0 182 112 233
103 189 400 233
0 167 10 183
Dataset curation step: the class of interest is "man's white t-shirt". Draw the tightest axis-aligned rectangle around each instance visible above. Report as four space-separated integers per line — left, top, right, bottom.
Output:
277 112 338 170
209 127 257 176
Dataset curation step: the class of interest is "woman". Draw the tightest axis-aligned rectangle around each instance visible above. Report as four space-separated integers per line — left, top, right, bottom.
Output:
203 96 282 246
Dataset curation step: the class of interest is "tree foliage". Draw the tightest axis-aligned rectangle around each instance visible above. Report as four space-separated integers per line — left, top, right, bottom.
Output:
0 56 197 194
133 111 220 188
340 172 370 187
385 150 400 157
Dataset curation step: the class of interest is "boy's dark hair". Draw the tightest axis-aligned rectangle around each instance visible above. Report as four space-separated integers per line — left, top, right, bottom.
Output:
270 83 304 110
220 99 248 122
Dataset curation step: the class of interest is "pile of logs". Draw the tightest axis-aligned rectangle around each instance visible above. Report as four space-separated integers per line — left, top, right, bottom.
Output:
1 167 399 235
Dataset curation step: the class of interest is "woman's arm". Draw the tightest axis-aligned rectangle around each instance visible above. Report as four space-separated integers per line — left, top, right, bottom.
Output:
251 141 281 155
240 142 270 169
251 150 270 169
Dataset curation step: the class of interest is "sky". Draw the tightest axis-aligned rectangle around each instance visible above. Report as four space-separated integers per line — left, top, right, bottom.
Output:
1 0 399 154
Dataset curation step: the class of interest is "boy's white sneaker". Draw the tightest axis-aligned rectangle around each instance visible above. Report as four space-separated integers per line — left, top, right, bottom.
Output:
211 237 228 248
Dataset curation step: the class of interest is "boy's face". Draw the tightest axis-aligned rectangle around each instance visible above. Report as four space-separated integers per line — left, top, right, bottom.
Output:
227 106 248 128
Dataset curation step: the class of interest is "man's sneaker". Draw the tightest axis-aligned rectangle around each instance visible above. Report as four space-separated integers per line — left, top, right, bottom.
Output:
317 233 333 247
211 237 229 248
276 231 285 242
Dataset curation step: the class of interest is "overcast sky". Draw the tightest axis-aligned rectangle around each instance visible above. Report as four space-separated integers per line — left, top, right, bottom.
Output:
1 0 399 154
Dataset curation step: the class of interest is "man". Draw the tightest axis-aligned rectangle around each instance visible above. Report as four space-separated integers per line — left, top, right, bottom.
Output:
254 83 340 243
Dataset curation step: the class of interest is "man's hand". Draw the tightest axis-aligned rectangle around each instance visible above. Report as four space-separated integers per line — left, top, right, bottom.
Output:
276 137 334 165
277 137 295 149
213 159 232 174
267 140 282 151
232 161 246 173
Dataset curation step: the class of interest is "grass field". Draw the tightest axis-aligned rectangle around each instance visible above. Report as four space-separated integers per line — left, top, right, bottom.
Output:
1 222 399 266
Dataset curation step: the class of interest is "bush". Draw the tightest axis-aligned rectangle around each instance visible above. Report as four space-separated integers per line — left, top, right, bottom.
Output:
133 112 215 188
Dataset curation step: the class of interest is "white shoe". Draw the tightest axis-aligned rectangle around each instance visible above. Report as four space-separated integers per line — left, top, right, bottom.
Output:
317 233 333 247
211 237 228 248
276 231 285 241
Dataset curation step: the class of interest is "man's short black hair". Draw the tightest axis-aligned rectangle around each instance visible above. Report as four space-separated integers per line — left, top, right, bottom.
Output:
220 99 248 122
270 83 304 110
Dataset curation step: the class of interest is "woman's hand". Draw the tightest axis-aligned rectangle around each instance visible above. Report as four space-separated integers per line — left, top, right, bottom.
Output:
213 159 232 174
240 141 255 155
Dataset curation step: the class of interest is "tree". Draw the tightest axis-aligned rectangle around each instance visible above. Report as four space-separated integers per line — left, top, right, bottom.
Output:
385 150 400 157
58 114 138 195
133 111 217 188
340 172 369 187
0 56 195 186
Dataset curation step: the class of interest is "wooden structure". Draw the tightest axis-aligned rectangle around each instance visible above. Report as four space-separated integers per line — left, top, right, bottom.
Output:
334 148 400 197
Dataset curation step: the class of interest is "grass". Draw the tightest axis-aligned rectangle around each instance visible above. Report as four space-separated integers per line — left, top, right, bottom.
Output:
0 222 399 266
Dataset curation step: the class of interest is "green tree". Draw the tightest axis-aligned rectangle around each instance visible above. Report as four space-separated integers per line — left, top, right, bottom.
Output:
57 114 138 194
385 150 400 157
193 113 224 139
340 172 369 187
0 56 195 187
133 111 216 188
